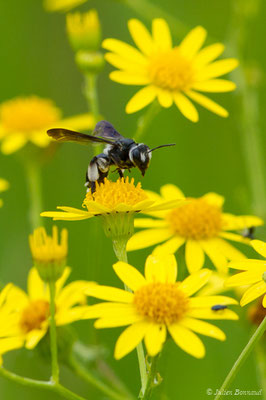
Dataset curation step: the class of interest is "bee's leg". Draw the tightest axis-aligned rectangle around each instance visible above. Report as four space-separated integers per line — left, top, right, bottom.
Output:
118 169 124 178
90 181 96 194
87 154 112 194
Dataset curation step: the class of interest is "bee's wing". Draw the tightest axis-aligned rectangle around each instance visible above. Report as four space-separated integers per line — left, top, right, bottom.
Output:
93 120 124 139
47 128 116 145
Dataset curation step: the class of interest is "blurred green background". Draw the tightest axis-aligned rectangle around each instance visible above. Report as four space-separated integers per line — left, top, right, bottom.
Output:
0 0 265 399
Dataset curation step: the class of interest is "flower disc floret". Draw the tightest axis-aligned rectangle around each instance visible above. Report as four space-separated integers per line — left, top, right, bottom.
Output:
167 198 222 240
83 177 148 211
134 282 189 324
19 300 50 333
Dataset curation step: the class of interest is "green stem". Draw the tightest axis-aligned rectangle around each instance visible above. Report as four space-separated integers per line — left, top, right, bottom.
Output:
142 355 160 400
214 316 266 400
0 367 86 400
112 239 148 397
84 73 99 122
133 101 161 142
255 341 266 400
24 159 42 230
49 281 59 383
68 355 134 400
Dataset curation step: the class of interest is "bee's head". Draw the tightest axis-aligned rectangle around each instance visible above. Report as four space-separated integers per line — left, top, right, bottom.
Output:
129 144 151 176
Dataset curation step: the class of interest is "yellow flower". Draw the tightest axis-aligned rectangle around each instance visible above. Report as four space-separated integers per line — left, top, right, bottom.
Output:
41 177 181 222
66 10 101 52
29 226 68 282
127 184 263 273
0 178 9 208
103 19 238 121
0 96 94 154
0 267 94 358
44 0 87 12
227 240 266 307
83 254 238 359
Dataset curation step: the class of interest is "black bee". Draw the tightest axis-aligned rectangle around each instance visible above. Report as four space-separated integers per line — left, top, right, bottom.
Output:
211 305 228 311
47 120 175 193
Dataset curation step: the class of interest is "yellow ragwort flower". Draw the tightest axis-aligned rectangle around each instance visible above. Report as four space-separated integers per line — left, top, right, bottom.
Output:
30 226 68 282
0 178 9 208
227 240 266 307
66 10 101 52
103 19 238 121
41 177 181 221
83 253 238 359
0 96 94 154
44 0 87 12
127 184 263 273
0 267 94 358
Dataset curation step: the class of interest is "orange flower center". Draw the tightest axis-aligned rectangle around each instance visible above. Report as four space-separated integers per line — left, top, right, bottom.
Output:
83 177 148 211
133 282 189 324
19 300 50 333
149 47 194 91
0 96 61 134
167 198 222 240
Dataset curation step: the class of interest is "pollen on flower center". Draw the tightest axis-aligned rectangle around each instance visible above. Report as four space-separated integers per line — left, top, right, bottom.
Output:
149 47 194 91
83 177 148 211
0 96 61 134
167 198 222 240
19 300 50 333
133 282 189 324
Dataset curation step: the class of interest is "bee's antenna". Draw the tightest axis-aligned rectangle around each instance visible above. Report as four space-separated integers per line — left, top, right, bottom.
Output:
148 143 176 153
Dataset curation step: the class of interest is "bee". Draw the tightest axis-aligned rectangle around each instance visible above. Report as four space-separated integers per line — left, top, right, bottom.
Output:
47 120 175 193
211 304 228 311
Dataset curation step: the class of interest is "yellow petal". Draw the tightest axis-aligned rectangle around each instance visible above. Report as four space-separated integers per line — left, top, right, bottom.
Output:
110 71 150 85
57 206 91 215
226 271 262 287
160 184 185 200
113 262 146 291
56 306 94 325
153 237 185 255
190 295 238 308
192 79 236 93
201 192 224 207
125 86 156 114
214 238 246 261
200 239 228 273
56 280 93 309
0 337 24 355
152 18 172 51
197 58 239 80
58 113 95 131
157 88 173 108
85 285 133 303
240 281 266 306
185 90 228 117
262 295 266 308
25 329 47 349
28 268 48 301
41 211 91 221
127 228 172 251
128 19 153 56
179 269 212 296
219 231 250 244
105 53 145 73
187 308 238 320
179 26 207 58
222 214 263 231
30 132 50 147
145 253 177 284
95 313 142 328
102 38 147 65
56 267 71 294
185 240 205 273
114 321 149 359
168 323 205 358
181 317 226 341
228 260 265 271
174 92 199 122
251 240 266 258
134 218 167 228
1 134 27 154
144 323 166 356
0 179 9 192
194 43 225 68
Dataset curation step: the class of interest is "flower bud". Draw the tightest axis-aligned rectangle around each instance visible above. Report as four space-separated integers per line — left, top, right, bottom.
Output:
66 10 101 52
